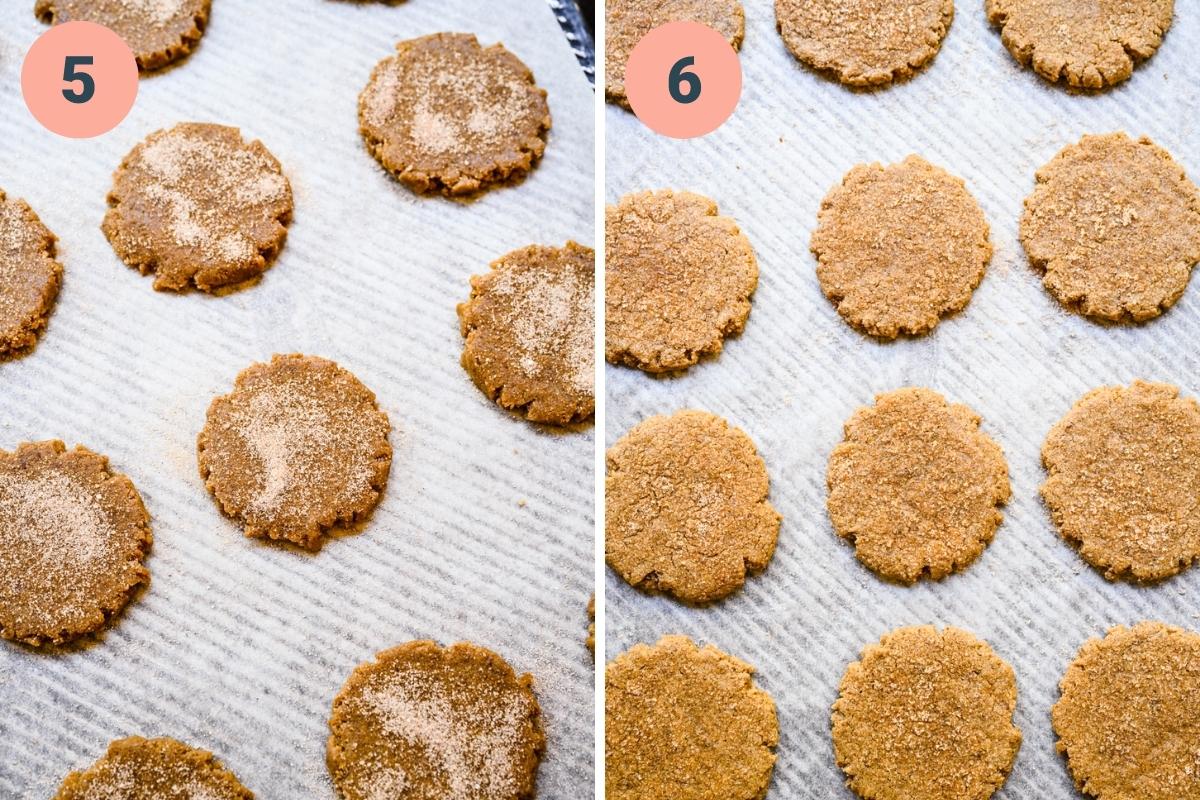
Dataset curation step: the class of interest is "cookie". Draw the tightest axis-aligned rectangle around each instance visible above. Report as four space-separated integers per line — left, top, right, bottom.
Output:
327 640 544 800
986 0 1173 89
1052 621 1200 800
586 594 595 655
1020 133 1200 322
54 736 253 799
0 190 62 357
1042 381 1200 581
812 155 992 339
828 388 1010 584
832 626 1021 800
606 190 758 372
776 0 953 87
606 635 778 800
35 0 210 71
458 242 594 426
605 0 744 108
606 410 780 603
359 33 551 197
0 440 151 647
197 354 392 550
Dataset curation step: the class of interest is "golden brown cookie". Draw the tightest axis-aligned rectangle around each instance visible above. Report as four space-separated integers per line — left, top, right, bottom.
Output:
197 354 392 550
0 440 151 647
812 155 992 339
35 0 210 71
0 190 62 357
606 635 779 800
1020 133 1200 322
359 33 551 197
458 242 594 426
832 626 1021 800
606 190 758 372
586 594 595 656
606 410 780 603
327 640 544 800
1042 381 1200 581
54 736 253 799
827 388 1010 584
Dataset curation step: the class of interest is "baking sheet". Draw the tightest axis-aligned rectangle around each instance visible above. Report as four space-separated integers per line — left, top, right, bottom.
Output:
0 1 594 796
605 4 1200 798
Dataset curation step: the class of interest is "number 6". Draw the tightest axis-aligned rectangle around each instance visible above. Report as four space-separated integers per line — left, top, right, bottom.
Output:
668 56 701 104
62 55 95 104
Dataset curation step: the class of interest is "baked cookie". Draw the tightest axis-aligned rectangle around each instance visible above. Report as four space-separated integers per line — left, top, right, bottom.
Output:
0 190 62 357
197 354 392 550
606 635 778 800
828 388 1010 584
813 155 992 339
606 410 780 603
458 242 594 426
776 0 953 87
832 626 1021 800
606 190 758 372
586 594 595 656
327 640 544 800
0 440 151 647
1042 381 1200 581
55 737 252 799
35 0 210 71
359 33 550 196
1021 133 1200 322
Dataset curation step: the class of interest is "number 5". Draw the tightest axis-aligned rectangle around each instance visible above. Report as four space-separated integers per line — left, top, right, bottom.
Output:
669 56 701 104
62 55 95 104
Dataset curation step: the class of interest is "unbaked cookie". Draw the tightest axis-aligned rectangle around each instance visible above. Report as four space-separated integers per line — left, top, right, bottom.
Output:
813 155 992 339
458 242 594 426
35 0 210 71
0 440 151 647
1020 133 1200 322
0 190 62 357
606 410 780 603
359 33 551 196
54 736 253 799
832 626 1021 800
327 640 544 800
827 388 1010 584
1042 381 1200 581
197 354 392 550
606 190 758 372
606 635 778 800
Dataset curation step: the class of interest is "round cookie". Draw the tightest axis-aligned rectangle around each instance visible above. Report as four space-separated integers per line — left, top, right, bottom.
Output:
0 440 151 647
458 242 594 426
606 410 780 603
197 354 392 550
0 190 62 357
827 388 1010 584
1041 381 1200 581
776 0 953 87
606 635 779 800
586 594 595 656
54 736 253 799
359 33 551 197
327 640 544 800
35 0 210 71
812 155 992 339
1020 133 1200 322
1052 621 1200 800
832 626 1021 800
606 189 758 372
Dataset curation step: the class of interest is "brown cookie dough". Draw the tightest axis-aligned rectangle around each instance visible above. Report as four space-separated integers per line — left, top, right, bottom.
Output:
587 594 595 655
359 33 551 197
197 354 392 550
827 388 1010 584
813 155 992 339
832 626 1021 800
327 640 544 800
458 242 594 426
35 0 210 71
1041 381 1200 581
0 190 62 357
1020 133 1200 322
606 410 780 603
0 441 151 647
606 635 779 800
54 736 253 799
606 190 758 372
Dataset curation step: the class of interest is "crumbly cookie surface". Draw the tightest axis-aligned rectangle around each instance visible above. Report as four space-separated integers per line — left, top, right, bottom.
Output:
35 0 211 71
0 190 62 357
54 736 253 800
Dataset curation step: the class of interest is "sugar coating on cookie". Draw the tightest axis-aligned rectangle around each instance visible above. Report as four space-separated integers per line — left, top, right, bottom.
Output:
327 640 544 800
0 441 151 647
1042 381 1200 581
198 354 392 550
0 190 62 357
813 155 992 339
606 635 778 800
827 388 1010 584
54 736 253 799
359 33 551 197
606 410 780 603
1021 133 1200 322
458 242 594 426
606 190 758 372
35 0 210 72
833 626 1021 800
